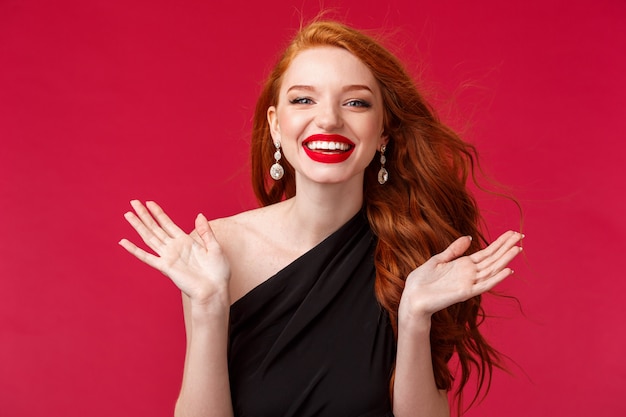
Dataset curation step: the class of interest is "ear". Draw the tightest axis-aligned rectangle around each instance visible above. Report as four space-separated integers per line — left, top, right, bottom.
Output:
380 134 389 149
267 106 281 144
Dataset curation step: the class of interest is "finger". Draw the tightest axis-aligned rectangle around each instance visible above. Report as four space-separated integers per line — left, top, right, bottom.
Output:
475 233 523 273
470 231 523 264
118 238 162 270
145 200 185 238
123 210 166 253
189 229 204 246
475 245 523 281
468 231 513 264
195 213 216 248
473 267 514 294
435 235 473 263
129 200 170 242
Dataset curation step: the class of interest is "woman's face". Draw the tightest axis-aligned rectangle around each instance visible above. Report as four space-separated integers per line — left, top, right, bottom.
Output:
268 46 386 187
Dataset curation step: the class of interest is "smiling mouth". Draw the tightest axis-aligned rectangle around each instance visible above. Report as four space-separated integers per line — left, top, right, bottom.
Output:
302 134 355 163
305 140 353 152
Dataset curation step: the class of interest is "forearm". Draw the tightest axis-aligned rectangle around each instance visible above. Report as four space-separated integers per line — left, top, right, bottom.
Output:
393 317 449 417
175 296 233 417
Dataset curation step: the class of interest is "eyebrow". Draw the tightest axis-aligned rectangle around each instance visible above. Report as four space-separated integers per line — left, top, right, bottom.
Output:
286 84 374 94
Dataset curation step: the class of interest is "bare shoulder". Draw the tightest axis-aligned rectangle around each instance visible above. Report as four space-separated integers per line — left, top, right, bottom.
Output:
208 204 278 248
207 203 287 303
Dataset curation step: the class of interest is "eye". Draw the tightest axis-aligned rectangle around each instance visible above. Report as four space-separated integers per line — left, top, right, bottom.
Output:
345 99 371 108
289 97 314 105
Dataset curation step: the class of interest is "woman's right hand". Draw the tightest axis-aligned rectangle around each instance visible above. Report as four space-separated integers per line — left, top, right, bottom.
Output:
119 200 231 308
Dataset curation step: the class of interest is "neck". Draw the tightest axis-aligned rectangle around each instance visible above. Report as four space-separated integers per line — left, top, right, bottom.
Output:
280 176 364 248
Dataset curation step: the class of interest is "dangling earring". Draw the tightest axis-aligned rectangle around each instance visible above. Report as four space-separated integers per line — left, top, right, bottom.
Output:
377 144 388 185
270 141 284 180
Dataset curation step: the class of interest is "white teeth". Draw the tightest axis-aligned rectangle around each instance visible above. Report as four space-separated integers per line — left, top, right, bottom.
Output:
306 141 351 151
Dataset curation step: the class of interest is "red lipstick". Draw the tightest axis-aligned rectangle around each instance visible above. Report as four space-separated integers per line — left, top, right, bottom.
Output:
302 134 355 164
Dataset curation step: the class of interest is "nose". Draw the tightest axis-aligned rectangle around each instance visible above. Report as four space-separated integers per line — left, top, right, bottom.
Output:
315 102 343 131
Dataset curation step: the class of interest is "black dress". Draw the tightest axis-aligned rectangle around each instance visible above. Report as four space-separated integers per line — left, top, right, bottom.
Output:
228 212 396 417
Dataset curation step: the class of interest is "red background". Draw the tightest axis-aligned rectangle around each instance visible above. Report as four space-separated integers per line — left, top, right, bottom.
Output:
1 0 625 416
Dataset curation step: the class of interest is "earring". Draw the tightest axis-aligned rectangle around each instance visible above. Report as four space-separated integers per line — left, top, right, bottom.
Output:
270 141 284 180
377 144 388 185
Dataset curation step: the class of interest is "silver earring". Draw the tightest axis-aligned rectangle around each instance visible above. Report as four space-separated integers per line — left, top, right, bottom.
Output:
377 144 388 185
270 141 284 180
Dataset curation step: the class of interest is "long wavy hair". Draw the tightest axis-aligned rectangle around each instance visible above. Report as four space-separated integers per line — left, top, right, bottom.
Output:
250 20 504 414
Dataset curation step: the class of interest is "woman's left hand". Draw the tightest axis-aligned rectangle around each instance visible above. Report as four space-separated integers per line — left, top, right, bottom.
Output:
399 231 523 323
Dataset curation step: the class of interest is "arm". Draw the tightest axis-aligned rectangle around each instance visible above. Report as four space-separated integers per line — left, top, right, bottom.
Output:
393 318 449 417
176 292 232 417
119 200 234 417
392 231 523 417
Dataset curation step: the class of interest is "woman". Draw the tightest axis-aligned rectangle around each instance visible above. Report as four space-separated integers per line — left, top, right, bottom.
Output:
120 20 523 417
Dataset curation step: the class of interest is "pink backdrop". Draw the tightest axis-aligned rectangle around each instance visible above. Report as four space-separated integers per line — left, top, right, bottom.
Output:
1 0 625 415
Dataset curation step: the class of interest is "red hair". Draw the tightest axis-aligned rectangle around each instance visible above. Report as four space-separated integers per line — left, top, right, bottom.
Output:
251 20 504 414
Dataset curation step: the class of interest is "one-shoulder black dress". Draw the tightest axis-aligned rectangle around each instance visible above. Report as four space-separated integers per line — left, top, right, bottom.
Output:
228 212 396 417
